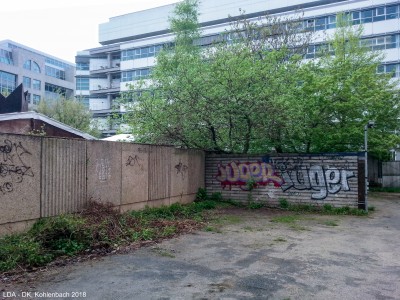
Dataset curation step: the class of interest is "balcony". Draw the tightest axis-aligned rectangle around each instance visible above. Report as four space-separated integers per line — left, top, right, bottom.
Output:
90 64 120 75
90 84 120 95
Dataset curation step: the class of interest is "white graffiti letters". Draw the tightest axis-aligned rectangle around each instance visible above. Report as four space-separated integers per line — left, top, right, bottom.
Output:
282 165 355 200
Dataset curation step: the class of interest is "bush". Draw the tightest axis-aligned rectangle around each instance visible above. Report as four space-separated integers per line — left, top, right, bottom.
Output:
279 198 289 209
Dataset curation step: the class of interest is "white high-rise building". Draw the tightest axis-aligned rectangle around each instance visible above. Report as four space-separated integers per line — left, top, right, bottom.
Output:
75 0 400 136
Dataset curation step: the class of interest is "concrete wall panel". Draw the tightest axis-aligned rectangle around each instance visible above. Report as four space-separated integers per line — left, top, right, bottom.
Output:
148 145 172 202
171 149 190 202
41 138 87 217
122 143 149 205
87 141 122 206
0 134 41 224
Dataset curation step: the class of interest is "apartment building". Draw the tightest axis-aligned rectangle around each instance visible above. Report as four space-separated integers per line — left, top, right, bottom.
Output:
75 0 400 136
0 40 75 108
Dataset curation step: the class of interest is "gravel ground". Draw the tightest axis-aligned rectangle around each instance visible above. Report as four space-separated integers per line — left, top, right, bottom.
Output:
2 192 400 300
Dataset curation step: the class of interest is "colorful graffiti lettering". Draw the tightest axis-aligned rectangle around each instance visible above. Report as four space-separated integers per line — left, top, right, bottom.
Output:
216 161 283 190
215 159 356 200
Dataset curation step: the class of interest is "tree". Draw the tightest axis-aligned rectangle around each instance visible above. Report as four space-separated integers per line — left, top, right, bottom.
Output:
122 0 312 153
122 2 399 158
37 97 101 137
293 15 400 158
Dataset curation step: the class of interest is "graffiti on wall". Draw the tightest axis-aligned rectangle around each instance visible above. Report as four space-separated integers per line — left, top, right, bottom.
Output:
216 161 283 190
126 155 144 171
216 158 356 199
95 158 111 182
271 157 355 200
175 160 189 180
0 139 34 195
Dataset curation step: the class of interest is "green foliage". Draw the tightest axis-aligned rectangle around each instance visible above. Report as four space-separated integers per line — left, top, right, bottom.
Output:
36 97 101 138
370 187 400 193
0 200 219 273
122 4 399 157
29 215 89 256
210 192 223 202
279 198 289 209
324 220 339 226
271 215 299 223
0 235 52 271
294 14 400 157
195 187 208 202
247 202 265 209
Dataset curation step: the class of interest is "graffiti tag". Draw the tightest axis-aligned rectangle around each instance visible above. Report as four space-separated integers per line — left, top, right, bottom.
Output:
216 161 283 190
126 155 143 170
95 158 111 182
0 139 34 195
175 160 188 180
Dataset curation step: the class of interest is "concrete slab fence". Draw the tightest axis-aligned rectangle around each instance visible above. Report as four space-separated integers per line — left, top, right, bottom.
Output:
0 134 204 235
0 133 366 236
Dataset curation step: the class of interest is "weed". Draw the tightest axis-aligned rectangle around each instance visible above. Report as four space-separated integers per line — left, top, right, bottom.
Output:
279 198 289 209
273 237 287 242
210 192 223 202
247 201 265 209
270 215 299 223
220 215 242 224
368 206 375 211
324 220 339 226
323 204 333 212
204 226 222 233
243 226 254 231
195 187 208 202
370 187 400 193
151 247 175 258
162 226 177 237
0 200 215 273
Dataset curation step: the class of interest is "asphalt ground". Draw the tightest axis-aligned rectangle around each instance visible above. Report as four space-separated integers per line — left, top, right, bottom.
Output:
2 192 400 300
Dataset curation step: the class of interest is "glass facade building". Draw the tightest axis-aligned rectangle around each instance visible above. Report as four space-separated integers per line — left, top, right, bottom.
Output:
0 40 75 108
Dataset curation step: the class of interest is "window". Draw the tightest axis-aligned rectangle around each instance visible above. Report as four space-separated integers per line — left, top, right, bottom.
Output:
76 77 89 90
76 62 89 70
386 5 399 19
45 83 67 97
23 76 31 88
32 94 41 105
32 61 40 73
0 71 16 94
373 7 385 22
32 79 41 90
121 44 163 61
315 17 327 31
45 57 71 70
378 64 400 78
23 60 41 73
361 34 398 51
23 60 31 70
0 49 13 65
361 9 373 23
121 68 151 82
45 65 65 80
77 96 89 109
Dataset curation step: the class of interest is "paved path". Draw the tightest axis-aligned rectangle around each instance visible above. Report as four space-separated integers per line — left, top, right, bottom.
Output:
5 193 400 300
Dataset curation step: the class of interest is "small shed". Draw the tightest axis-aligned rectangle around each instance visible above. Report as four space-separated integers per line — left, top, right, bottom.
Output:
0 112 96 140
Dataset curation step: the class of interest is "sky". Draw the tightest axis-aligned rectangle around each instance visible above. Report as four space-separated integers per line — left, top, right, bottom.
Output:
0 0 180 63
